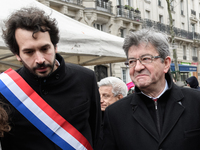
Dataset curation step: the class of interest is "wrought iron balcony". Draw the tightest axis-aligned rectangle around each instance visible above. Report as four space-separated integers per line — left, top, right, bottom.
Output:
142 19 200 41
60 0 82 5
116 5 142 22
96 0 112 13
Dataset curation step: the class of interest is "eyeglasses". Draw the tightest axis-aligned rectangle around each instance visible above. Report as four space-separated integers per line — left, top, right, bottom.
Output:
125 55 161 68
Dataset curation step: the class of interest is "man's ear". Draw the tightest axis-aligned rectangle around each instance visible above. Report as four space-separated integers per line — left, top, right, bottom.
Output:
164 56 171 73
15 55 22 62
117 94 123 100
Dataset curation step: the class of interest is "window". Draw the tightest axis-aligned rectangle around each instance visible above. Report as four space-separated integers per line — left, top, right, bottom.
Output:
122 68 127 83
94 65 107 82
117 0 122 6
192 47 198 62
172 19 175 26
122 68 131 83
180 72 189 82
191 23 195 32
193 47 197 57
158 0 162 6
126 0 131 5
120 28 124 38
170 0 174 11
159 15 163 23
199 3 200 18
182 23 184 29
191 0 194 10
183 45 186 60
94 23 104 31
145 10 150 19
180 0 184 15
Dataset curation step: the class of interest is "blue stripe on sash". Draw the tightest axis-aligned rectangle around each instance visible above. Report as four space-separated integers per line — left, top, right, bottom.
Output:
0 79 75 150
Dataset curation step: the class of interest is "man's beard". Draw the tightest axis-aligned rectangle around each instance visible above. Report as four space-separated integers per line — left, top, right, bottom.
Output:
21 58 56 78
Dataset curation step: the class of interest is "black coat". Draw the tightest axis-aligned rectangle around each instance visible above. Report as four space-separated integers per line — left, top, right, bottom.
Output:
1 54 101 150
103 73 200 150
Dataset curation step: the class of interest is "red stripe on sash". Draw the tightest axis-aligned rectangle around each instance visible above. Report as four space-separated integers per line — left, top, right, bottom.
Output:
5 68 93 150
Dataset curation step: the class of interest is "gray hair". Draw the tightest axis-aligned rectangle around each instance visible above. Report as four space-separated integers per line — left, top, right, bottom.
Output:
123 28 170 61
98 77 128 97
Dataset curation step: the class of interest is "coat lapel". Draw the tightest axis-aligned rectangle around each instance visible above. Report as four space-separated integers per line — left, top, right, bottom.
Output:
131 80 185 144
131 94 160 142
160 87 185 144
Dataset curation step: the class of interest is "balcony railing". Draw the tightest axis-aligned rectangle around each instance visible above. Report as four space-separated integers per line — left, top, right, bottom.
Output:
60 0 82 5
142 19 200 41
116 5 142 22
96 0 112 13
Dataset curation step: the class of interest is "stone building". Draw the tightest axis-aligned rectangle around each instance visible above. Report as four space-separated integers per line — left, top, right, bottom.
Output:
37 0 200 83
0 0 200 84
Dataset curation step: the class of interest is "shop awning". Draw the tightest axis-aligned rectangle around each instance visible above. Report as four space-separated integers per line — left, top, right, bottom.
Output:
170 63 197 72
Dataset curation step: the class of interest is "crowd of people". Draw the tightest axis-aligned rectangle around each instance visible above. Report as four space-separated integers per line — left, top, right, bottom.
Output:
0 6 200 150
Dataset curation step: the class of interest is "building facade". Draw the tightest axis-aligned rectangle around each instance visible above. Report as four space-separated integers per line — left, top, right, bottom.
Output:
37 0 200 83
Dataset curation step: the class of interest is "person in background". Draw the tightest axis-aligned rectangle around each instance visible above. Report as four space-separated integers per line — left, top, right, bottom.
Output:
185 76 200 91
96 76 128 150
98 77 128 112
102 28 200 150
126 81 135 95
0 7 101 150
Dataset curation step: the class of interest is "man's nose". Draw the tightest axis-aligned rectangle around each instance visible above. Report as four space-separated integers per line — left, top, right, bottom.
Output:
100 96 104 103
134 59 145 71
35 51 45 64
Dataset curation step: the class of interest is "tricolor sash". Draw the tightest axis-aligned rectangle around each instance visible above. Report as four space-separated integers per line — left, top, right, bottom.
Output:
0 68 93 150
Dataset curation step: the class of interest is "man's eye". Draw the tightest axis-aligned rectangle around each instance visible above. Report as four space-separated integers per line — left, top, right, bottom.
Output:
129 60 136 64
103 95 109 98
41 46 50 51
142 57 151 61
24 51 33 54
41 47 48 51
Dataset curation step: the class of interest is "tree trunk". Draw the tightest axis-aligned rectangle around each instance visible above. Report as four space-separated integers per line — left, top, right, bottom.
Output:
166 0 181 81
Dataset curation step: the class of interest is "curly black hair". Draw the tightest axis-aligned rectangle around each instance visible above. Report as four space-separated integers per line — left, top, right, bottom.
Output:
2 7 60 55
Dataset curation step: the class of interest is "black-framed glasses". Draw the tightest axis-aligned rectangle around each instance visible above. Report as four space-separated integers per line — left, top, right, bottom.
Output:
124 55 161 68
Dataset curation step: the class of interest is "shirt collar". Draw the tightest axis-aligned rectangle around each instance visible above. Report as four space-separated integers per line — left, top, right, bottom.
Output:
142 80 169 100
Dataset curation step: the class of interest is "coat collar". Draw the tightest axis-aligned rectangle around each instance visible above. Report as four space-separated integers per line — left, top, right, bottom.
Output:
130 72 185 142
131 72 184 105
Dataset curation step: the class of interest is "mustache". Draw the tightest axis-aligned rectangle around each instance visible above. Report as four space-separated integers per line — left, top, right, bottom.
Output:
33 62 53 71
134 70 150 77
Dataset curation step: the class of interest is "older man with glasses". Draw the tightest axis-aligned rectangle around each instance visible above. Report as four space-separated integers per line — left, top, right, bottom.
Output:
102 28 200 150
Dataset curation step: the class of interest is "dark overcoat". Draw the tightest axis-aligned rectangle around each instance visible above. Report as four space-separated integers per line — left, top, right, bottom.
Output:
0 54 101 150
103 73 200 150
